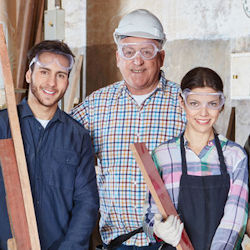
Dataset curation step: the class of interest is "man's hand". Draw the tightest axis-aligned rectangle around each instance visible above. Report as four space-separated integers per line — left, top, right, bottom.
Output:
153 214 183 247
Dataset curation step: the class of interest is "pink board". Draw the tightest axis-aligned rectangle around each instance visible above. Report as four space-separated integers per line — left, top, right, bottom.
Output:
130 143 194 250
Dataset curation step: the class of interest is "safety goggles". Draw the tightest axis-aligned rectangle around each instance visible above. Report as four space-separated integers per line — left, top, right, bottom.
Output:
29 51 74 72
181 88 225 110
118 42 160 60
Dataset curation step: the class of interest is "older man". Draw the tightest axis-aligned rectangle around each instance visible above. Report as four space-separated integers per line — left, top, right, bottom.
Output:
71 9 186 249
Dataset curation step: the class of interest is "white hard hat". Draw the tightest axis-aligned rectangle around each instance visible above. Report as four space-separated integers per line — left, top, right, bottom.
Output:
113 9 166 46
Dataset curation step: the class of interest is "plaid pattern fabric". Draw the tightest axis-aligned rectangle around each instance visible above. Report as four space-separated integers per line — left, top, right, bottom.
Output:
71 72 186 246
144 135 248 249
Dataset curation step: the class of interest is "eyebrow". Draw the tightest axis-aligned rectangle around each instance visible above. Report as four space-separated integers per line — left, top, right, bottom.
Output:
37 66 68 75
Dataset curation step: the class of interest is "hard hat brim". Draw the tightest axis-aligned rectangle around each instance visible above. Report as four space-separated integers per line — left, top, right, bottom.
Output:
113 30 166 46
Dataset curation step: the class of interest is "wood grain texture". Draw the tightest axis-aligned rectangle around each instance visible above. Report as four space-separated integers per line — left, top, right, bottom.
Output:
65 55 83 113
0 24 40 249
0 139 31 250
7 238 17 250
130 143 194 250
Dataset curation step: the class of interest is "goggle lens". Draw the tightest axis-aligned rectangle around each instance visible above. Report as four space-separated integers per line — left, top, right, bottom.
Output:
118 42 160 60
181 89 225 110
29 51 74 72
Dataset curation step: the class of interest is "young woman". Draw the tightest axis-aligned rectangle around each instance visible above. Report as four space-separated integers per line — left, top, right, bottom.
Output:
143 67 248 249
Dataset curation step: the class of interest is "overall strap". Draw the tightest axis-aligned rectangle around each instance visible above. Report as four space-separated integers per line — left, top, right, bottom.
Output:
214 133 227 175
180 132 188 175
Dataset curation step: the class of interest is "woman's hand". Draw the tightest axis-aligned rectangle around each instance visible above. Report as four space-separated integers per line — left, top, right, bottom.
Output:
153 214 183 247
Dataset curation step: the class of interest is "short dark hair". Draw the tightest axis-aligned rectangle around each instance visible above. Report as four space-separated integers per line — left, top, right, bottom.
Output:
180 67 223 93
27 40 75 71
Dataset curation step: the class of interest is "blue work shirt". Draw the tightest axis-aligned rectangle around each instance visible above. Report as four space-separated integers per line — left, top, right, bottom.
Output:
0 99 99 250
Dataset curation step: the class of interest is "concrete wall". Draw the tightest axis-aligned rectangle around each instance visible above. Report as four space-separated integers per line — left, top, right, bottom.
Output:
62 0 250 145
82 0 250 146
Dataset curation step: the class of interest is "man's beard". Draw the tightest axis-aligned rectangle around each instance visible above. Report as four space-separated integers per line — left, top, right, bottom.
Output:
29 79 65 108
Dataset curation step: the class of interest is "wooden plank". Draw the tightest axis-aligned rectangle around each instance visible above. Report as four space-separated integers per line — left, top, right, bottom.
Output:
245 243 250 250
34 0 45 45
0 24 41 249
16 0 34 103
65 55 83 113
7 238 17 250
0 139 31 250
130 143 194 250
226 107 235 141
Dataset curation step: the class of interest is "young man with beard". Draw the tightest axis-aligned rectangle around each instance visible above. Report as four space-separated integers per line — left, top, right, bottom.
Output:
0 40 99 250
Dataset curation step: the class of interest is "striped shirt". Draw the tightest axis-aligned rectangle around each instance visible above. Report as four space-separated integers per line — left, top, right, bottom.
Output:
143 135 248 249
71 72 186 246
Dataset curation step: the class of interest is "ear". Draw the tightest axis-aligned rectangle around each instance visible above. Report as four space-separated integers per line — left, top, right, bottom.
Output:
116 50 121 68
178 94 185 109
159 50 165 67
26 69 32 84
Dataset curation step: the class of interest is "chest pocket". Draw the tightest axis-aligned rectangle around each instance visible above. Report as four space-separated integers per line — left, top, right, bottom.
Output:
49 149 80 190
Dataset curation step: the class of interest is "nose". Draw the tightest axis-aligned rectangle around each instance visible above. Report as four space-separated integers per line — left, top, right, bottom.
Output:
200 105 209 116
47 74 57 87
133 51 144 65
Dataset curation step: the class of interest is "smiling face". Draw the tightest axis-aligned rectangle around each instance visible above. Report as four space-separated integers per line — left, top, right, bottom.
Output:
26 52 69 116
116 37 165 95
180 87 221 136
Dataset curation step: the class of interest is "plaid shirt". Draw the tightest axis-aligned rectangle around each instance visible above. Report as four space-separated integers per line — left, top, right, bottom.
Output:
144 135 248 249
71 72 186 246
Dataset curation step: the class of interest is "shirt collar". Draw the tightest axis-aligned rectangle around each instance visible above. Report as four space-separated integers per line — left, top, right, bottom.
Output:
179 133 216 148
18 98 65 123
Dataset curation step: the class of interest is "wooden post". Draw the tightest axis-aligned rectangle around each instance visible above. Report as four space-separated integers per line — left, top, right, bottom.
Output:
226 107 235 141
130 143 194 250
65 55 83 113
0 24 40 249
16 0 34 103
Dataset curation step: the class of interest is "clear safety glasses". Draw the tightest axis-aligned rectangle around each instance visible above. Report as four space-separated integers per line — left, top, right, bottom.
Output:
29 51 74 72
181 88 225 110
118 42 160 60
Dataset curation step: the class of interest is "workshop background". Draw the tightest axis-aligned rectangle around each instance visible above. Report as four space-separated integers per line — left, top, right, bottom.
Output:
0 0 250 248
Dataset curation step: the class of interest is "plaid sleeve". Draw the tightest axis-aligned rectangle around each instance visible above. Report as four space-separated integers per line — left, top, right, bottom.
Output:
70 97 90 131
211 154 249 249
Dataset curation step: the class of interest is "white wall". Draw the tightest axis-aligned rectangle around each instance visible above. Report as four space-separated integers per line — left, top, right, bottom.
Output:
62 0 250 146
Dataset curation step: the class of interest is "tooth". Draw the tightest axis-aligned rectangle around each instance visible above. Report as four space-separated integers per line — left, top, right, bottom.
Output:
44 89 55 94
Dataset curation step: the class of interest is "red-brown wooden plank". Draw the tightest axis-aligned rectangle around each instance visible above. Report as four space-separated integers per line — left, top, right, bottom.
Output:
130 143 194 250
0 139 31 249
0 24 40 249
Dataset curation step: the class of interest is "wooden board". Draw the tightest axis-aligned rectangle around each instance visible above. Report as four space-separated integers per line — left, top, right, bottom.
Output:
7 238 17 250
0 24 41 249
130 143 194 250
245 243 250 250
65 55 83 113
0 139 31 249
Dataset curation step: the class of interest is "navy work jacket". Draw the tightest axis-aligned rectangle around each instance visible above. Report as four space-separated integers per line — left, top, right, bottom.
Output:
0 99 99 250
